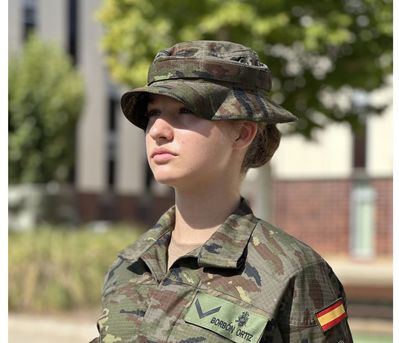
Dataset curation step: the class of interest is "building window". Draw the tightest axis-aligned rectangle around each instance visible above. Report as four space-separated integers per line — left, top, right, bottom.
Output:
352 123 367 170
107 159 115 188
350 180 376 258
67 0 78 65
107 96 118 190
22 0 37 41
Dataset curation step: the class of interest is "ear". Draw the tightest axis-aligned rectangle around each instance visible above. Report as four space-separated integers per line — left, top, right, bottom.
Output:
232 121 258 151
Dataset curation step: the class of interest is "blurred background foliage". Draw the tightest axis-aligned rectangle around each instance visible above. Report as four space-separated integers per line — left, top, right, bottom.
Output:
9 226 143 312
9 34 84 184
97 0 392 138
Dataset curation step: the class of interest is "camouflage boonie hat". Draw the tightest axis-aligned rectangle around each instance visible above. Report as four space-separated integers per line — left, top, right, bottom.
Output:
121 40 298 130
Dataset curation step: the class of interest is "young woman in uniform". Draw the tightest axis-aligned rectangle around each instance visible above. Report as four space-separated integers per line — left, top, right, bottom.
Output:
92 40 353 343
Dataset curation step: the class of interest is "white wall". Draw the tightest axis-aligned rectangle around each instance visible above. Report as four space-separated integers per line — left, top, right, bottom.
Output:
37 0 66 49
8 0 22 54
367 86 393 178
273 79 392 181
272 123 353 179
76 0 107 192
367 110 392 177
116 106 146 194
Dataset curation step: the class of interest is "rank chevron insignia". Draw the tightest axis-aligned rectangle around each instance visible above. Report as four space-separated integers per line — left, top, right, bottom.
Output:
195 298 221 319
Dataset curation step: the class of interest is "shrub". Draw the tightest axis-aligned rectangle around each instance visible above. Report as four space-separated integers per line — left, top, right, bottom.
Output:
9 225 142 312
9 34 84 183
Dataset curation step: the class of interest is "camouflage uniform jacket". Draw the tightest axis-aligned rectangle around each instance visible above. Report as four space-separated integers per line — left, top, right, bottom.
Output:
94 197 353 343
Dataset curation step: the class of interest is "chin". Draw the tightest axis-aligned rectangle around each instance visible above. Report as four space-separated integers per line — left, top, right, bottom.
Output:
152 168 196 189
152 170 181 186
154 176 175 186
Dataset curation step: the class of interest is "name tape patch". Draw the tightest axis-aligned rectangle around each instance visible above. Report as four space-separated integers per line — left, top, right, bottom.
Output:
184 292 268 343
315 299 347 332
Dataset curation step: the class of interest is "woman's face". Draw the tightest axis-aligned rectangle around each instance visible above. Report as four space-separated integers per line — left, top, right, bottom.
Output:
145 94 238 190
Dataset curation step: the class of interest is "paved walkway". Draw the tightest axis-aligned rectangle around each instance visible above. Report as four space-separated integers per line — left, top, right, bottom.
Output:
9 312 99 343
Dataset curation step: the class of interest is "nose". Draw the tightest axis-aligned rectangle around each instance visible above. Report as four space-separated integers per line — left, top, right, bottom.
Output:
147 115 174 142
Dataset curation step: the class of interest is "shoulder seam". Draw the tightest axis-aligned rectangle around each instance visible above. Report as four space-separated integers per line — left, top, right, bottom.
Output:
282 259 326 283
251 221 326 282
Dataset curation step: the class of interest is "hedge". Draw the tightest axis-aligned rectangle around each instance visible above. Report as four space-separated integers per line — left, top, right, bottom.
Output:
9 225 142 312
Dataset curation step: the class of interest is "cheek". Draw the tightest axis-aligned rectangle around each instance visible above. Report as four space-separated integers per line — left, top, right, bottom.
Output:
180 133 230 167
145 137 151 159
175 136 203 169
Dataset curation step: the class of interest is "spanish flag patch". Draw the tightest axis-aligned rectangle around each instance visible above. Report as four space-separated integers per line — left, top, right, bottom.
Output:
315 299 347 332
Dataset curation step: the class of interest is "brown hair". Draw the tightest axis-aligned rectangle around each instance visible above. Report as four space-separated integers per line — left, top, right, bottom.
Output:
241 123 281 175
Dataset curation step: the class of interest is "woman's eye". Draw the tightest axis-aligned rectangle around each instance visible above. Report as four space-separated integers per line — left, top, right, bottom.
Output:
180 107 193 114
146 110 160 118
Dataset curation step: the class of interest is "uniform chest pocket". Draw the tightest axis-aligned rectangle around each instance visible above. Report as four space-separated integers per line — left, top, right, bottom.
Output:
182 291 269 343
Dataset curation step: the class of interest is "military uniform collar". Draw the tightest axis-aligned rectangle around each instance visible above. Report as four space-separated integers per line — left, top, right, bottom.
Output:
197 197 257 269
119 197 258 270
118 205 175 262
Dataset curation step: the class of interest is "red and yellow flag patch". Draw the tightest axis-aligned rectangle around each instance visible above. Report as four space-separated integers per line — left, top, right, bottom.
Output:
315 299 347 332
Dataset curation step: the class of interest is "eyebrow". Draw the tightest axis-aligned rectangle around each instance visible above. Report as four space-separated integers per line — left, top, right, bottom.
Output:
146 103 189 111
146 103 160 113
146 99 158 110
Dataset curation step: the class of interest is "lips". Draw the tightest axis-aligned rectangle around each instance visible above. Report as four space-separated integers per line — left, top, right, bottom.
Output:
151 148 177 158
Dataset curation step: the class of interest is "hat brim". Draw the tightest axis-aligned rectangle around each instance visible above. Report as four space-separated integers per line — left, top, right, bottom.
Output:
121 79 297 130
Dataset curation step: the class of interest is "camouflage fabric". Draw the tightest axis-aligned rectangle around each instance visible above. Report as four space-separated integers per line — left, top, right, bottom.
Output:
121 41 298 130
93 197 352 342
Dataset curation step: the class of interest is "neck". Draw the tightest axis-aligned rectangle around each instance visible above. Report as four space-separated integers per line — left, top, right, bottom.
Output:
172 177 241 245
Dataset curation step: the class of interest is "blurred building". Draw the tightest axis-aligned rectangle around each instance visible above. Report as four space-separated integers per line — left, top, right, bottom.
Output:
9 0 392 270
273 103 393 259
